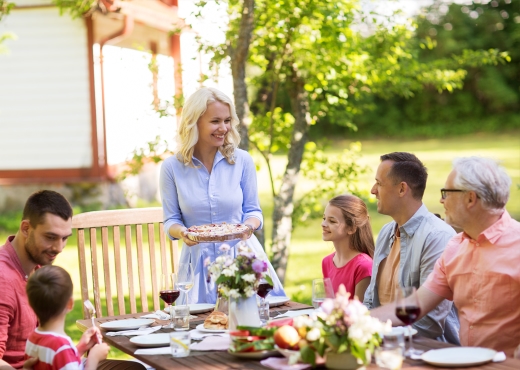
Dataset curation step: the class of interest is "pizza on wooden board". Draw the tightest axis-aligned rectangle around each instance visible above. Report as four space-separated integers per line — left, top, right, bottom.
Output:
185 222 253 242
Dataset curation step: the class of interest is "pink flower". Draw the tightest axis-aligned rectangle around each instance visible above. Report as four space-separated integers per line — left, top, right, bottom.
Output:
252 260 267 273
321 298 334 314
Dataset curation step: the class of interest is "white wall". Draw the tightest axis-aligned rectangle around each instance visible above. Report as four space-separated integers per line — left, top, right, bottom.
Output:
0 7 93 170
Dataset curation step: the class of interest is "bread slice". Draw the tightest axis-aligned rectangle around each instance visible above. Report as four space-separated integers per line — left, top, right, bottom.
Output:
203 311 229 330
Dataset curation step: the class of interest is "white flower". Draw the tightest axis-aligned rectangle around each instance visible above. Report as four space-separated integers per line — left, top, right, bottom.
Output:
306 328 321 341
222 268 235 277
203 257 211 267
244 286 255 297
242 273 256 283
219 285 230 296
215 256 227 264
228 289 241 298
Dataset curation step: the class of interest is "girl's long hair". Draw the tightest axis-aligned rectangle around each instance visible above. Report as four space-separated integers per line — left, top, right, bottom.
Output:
328 194 375 257
176 87 241 166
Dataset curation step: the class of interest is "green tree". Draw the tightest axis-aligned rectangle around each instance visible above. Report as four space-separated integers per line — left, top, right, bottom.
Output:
217 0 507 281
352 0 519 138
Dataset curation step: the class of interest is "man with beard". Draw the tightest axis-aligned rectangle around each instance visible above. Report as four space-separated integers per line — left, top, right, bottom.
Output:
0 190 73 369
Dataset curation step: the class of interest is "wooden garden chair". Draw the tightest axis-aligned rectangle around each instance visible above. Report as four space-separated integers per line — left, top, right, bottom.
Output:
72 207 179 319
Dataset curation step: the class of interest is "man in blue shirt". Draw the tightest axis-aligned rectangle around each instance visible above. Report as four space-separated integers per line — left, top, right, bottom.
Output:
363 152 459 344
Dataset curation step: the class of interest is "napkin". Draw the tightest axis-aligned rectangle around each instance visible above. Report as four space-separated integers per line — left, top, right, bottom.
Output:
189 335 230 351
106 326 162 337
134 347 170 355
140 311 170 320
493 351 506 362
260 357 310 370
273 309 316 319
190 329 228 341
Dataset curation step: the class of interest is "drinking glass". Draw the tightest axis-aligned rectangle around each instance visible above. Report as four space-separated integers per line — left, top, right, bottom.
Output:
257 270 273 306
375 346 403 370
382 328 405 354
258 298 270 325
170 331 190 357
395 286 423 357
159 273 179 329
175 263 194 307
312 278 334 308
172 305 190 331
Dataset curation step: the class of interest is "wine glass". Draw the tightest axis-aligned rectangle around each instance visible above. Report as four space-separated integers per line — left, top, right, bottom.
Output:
257 270 274 303
257 271 274 324
395 286 423 357
312 278 334 309
159 273 179 329
175 263 194 308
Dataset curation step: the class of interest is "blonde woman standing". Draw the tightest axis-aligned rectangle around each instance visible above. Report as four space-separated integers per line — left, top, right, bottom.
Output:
321 195 374 300
160 87 286 304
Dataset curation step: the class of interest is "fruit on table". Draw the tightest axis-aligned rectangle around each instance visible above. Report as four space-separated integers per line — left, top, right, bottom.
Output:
274 325 301 349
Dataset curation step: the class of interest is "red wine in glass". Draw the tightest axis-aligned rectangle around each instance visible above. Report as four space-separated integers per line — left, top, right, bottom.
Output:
395 306 421 326
395 286 423 357
160 289 180 305
257 282 273 299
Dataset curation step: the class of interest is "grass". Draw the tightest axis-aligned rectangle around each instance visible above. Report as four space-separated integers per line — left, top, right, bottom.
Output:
1 132 518 359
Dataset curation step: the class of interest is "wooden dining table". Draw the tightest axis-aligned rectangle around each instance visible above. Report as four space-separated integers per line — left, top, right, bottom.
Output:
76 302 520 370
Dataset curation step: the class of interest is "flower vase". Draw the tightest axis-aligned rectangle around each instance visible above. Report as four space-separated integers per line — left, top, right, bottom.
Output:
325 351 370 370
228 294 261 330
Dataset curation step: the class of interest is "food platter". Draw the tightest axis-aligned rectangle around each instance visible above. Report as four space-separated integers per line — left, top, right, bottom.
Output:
185 222 252 242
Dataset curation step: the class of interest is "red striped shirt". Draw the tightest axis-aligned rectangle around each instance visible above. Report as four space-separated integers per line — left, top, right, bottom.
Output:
25 330 83 370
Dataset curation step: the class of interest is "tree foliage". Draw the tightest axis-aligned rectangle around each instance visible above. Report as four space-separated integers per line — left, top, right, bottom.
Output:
219 0 507 280
347 0 518 138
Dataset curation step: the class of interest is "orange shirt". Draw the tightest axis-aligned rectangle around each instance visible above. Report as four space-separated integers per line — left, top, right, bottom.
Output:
377 232 401 306
423 211 520 356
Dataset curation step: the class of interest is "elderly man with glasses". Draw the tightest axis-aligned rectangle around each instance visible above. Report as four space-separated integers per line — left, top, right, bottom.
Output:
370 156 520 357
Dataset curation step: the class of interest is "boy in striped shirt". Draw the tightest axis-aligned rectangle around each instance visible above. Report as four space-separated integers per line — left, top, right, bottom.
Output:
25 266 109 370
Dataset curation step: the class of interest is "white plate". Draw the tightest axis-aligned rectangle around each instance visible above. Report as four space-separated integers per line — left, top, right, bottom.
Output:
196 323 228 333
391 326 418 337
99 319 155 331
164 304 215 314
266 296 290 307
421 347 497 367
228 349 279 359
130 333 170 348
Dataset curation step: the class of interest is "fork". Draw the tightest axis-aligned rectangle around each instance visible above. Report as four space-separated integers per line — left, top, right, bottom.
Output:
84 300 101 344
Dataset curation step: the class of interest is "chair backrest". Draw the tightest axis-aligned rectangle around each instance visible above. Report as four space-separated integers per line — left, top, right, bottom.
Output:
72 207 179 319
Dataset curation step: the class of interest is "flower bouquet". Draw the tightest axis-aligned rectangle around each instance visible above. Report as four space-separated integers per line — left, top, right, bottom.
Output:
292 284 391 368
206 241 274 329
206 241 273 298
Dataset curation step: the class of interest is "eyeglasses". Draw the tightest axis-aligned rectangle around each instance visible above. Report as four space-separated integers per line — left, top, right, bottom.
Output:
440 188 465 199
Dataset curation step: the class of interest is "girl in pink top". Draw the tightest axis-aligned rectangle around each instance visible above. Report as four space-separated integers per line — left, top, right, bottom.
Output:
321 195 374 300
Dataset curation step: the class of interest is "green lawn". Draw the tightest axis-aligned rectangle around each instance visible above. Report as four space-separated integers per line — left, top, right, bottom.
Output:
1 132 519 358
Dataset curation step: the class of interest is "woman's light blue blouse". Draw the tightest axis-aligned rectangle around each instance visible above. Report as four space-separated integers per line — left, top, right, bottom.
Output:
160 148 285 304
